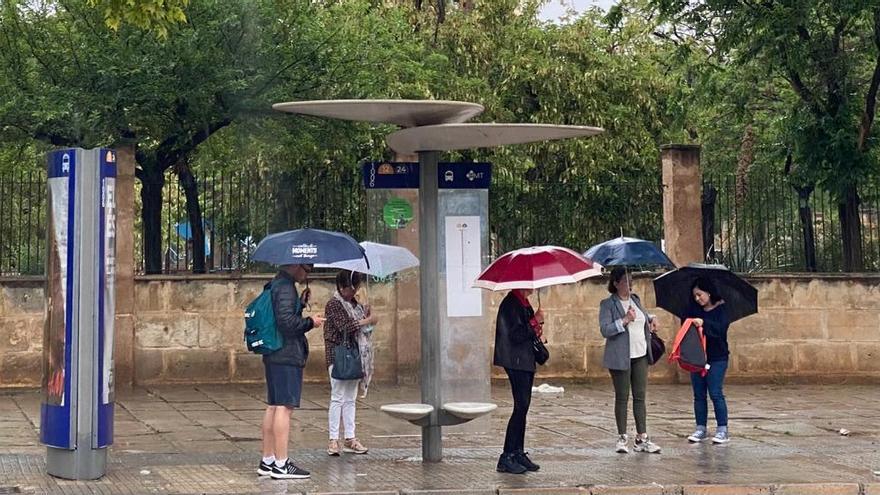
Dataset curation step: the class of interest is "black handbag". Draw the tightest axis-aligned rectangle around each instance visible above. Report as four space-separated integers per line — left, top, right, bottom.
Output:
533 335 550 365
331 334 364 380
648 332 666 365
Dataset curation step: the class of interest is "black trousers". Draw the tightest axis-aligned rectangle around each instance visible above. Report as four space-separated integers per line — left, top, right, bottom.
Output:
503 367 535 454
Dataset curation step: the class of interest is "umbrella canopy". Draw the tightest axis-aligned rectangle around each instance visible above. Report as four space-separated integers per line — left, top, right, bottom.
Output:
652 263 758 323
473 246 603 291
583 236 675 268
175 219 213 240
252 228 366 266
175 220 212 256
315 241 419 278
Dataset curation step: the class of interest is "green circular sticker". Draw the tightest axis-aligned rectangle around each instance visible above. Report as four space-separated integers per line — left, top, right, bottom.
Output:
383 197 414 229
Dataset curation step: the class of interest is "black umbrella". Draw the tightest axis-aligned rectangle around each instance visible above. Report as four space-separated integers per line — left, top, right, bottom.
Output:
652 263 758 323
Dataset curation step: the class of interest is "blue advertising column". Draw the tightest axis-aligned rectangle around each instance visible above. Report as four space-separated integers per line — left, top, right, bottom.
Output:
42 148 116 480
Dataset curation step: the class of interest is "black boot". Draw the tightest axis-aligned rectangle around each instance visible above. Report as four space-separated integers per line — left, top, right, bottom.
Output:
514 450 539 471
496 452 527 474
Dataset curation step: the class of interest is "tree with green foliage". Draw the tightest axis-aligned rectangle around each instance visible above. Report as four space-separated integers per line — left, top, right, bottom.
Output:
417 0 680 250
88 0 188 38
652 0 880 271
0 0 369 273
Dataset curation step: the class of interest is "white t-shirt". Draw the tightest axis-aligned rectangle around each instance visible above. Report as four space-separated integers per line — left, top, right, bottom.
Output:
619 297 647 359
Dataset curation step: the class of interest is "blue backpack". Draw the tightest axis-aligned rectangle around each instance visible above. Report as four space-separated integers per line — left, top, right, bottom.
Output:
244 284 282 354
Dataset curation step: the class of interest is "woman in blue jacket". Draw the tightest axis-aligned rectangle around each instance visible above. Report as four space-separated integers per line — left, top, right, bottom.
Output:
685 277 731 444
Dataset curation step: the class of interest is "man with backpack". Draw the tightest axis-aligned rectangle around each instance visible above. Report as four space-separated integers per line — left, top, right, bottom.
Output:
256 263 325 480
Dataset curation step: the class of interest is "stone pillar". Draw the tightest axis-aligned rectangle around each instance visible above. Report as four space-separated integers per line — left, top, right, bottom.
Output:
661 144 704 267
113 146 136 388
393 152 421 384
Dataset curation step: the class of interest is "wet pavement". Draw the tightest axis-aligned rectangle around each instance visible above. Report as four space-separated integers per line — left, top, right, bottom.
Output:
0 382 878 494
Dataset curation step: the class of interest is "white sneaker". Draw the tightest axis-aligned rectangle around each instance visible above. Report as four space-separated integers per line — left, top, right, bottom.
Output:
634 435 662 454
712 430 730 444
688 428 708 443
615 434 629 454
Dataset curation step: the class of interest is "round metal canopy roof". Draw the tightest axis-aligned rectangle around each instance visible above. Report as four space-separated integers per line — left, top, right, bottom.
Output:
272 99 485 128
385 123 604 154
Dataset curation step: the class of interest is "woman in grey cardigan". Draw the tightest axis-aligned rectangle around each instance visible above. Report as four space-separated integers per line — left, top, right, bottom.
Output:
599 267 661 454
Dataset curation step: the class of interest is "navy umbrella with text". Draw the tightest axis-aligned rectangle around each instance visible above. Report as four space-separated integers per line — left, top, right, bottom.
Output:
252 228 367 266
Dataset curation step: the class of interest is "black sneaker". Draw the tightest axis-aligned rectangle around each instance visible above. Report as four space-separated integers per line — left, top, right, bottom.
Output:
496 452 527 474
256 460 273 476
270 459 310 479
514 451 539 471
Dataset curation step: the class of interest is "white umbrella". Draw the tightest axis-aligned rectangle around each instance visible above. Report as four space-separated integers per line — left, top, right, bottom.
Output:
316 241 419 278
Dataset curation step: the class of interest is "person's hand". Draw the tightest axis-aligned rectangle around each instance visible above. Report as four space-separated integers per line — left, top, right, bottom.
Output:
650 317 659 332
534 325 543 339
311 314 325 328
363 304 372 317
534 309 545 325
623 306 636 324
692 317 704 327
364 314 378 326
300 287 312 305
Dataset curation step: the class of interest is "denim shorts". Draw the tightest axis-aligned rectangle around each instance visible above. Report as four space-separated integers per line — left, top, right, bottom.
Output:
264 362 303 408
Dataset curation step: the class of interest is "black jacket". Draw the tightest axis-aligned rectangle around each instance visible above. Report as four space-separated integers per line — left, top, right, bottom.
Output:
493 292 536 372
686 301 730 362
263 271 314 367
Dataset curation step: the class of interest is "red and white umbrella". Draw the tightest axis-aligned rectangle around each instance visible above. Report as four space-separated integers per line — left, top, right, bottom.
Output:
473 246 603 291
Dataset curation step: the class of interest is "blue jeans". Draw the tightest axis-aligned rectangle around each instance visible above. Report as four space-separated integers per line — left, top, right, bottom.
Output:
690 359 728 427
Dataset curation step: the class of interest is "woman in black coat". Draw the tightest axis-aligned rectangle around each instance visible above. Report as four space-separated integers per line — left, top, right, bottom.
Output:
493 288 544 474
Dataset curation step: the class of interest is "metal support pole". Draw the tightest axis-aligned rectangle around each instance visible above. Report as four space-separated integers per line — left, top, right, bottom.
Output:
418 150 442 462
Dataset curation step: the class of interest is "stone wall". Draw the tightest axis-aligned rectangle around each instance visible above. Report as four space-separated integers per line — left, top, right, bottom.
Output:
128 275 398 386
512 274 880 383
0 277 44 386
1 274 878 388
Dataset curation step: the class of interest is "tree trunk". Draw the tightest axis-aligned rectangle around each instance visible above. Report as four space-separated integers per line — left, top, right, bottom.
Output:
701 184 717 263
839 183 864 271
794 185 818 272
177 161 206 274
141 168 165 274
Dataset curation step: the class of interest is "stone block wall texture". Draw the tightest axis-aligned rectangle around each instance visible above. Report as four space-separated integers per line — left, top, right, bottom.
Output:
0 274 878 387
0 278 45 386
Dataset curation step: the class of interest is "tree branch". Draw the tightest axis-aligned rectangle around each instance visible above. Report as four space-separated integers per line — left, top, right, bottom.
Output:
831 16 849 55
155 117 233 171
796 24 811 42
858 8 880 152
250 23 345 100
32 130 78 147
779 43 821 115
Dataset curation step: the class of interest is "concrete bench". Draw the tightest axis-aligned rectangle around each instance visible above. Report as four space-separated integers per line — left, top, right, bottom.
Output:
440 402 497 425
379 403 434 425
380 401 497 427
441 402 497 419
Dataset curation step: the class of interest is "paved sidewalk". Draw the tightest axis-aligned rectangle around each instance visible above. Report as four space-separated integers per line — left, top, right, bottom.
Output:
0 382 878 494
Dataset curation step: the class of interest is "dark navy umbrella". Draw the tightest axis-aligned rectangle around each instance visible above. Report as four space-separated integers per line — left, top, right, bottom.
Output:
252 228 367 266
652 263 758 323
583 236 675 268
